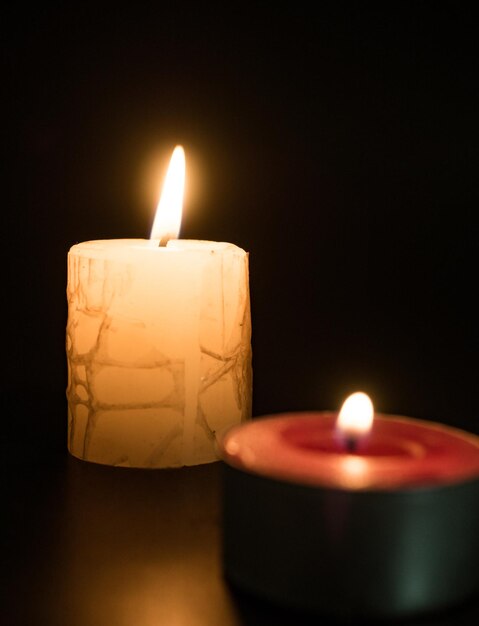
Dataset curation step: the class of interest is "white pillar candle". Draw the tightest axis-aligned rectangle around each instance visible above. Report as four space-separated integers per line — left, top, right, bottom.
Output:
65 148 252 468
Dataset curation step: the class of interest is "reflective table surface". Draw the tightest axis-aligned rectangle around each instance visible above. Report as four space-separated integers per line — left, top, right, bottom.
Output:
3 444 479 626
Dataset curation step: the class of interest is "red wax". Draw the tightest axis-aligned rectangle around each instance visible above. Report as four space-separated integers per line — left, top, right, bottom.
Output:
220 412 479 490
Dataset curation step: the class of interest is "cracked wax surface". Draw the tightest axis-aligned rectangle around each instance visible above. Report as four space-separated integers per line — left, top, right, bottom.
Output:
66 239 252 468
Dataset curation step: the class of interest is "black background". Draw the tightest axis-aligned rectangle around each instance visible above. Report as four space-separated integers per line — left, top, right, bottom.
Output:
3 4 478 448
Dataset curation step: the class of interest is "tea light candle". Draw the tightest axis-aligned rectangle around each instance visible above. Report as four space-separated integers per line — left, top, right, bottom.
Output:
219 393 479 619
66 147 252 468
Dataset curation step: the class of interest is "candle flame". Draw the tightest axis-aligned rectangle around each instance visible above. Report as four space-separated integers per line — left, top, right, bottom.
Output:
150 145 185 244
337 391 374 440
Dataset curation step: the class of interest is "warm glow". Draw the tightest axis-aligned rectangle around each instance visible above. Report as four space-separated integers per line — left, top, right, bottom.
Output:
337 391 374 438
150 145 185 243
339 455 370 488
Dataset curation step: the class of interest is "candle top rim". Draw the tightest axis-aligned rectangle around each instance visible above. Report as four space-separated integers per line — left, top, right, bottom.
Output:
69 239 246 255
218 412 479 491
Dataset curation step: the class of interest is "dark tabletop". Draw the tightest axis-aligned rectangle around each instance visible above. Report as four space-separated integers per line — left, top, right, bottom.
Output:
2 445 479 626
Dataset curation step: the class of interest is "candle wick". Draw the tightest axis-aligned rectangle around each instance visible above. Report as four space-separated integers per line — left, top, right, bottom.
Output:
158 235 171 247
345 436 357 453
